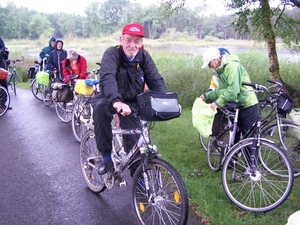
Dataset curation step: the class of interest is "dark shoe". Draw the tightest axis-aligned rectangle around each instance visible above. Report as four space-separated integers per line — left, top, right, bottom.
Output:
137 177 145 190
98 160 114 175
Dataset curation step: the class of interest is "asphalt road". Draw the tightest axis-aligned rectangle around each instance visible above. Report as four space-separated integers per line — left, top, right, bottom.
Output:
0 87 202 225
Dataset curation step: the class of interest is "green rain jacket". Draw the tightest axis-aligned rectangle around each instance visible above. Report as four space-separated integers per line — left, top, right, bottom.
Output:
204 54 258 108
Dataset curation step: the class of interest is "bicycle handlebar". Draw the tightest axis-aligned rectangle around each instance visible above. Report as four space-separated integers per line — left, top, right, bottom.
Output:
242 79 285 111
5 56 25 64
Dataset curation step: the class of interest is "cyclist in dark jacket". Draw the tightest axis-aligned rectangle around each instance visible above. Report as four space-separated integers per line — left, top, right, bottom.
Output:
47 39 67 80
92 23 168 175
38 36 56 65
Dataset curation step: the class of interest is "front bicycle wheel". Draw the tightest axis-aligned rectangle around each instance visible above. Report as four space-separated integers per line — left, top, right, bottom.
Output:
199 133 208 151
132 158 189 225
9 72 17 95
222 138 294 212
80 129 106 193
31 79 44 101
55 101 73 123
72 97 90 142
261 121 300 177
0 86 10 117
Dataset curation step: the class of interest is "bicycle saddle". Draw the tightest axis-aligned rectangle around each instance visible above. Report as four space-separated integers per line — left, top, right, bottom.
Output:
225 102 244 111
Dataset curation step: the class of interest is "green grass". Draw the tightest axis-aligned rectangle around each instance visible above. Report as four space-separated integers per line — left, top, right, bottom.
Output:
6 38 300 224
150 108 300 225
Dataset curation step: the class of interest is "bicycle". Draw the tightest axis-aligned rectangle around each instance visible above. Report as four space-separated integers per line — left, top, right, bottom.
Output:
5 56 24 95
80 111 189 224
0 68 10 117
30 53 49 101
205 81 294 212
71 66 100 142
207 79 300 176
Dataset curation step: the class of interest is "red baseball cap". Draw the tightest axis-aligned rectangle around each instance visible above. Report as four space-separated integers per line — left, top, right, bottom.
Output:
122 23 144 37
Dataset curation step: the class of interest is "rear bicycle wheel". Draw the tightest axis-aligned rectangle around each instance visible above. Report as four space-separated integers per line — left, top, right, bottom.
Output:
31 79 44 101
222 138 294 212
261 121 300 177
132 158 189 225
80 129 106 193
199 133 208 151
0 86 10 117
207 136 226 171
55 101 73 123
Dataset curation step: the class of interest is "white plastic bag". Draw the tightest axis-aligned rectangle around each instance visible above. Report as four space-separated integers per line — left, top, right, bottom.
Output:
287 108 300 139
286 211 300 225
192 98 217 138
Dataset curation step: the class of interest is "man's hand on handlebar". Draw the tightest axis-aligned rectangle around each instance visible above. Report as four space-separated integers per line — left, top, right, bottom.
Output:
113 102 131 116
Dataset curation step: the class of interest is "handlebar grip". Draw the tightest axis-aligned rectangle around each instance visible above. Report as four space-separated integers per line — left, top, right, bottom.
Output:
242 82 255 88
267 79 276 84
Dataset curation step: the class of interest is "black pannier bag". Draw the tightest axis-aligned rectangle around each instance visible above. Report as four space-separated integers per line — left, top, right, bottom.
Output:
27 66 36 79
137 91 181 121
51 82 70 102
277 92 293 117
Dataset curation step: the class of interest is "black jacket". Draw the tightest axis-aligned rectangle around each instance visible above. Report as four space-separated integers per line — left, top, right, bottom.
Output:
100 45 167 105
47 40 67 78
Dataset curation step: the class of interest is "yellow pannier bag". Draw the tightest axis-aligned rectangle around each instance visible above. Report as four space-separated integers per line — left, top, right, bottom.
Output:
192 97 217 138
74 79 93 95
36 72 50 85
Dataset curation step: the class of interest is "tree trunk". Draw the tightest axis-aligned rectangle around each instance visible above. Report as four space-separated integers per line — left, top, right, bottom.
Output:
261 0 300 107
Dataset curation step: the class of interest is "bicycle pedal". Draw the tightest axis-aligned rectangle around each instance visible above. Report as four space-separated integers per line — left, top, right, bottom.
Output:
119 180 127 187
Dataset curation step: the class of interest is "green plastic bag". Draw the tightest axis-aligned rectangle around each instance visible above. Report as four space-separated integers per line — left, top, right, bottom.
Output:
36 71 50 85
192 98 217 138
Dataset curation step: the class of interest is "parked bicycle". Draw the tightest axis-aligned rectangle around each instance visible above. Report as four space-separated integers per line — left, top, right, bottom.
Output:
207 79 300 176
30 53 49 101
204 79 294 212
0 68 10 117
5 56 24 95
80 109 189 224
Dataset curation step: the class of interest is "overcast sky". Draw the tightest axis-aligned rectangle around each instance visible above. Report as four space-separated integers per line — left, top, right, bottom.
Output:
3 0 228 15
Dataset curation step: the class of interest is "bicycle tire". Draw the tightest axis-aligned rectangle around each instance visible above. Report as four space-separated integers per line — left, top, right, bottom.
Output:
0 86 10 117
207 136 223 171
31 79 44 101
261 121 300 177
221 138 294 212
71 97 89 142
80 129 106 193
12 72 17 95
55 101 73 123
199 133 208 151
132 157 189 225
9 71 17 95
42 87 53 106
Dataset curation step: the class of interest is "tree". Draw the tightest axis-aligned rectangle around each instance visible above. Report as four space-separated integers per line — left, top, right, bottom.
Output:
29 14 54 39
158 0 300 106
225 0 300 105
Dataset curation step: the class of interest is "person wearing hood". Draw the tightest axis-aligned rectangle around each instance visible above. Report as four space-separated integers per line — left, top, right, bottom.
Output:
200 48 259 141
38 36 56 65
47 39 67 80
62 49 88 82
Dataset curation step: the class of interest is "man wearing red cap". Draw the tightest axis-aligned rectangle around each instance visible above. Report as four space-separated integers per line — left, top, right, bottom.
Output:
91 23 168 175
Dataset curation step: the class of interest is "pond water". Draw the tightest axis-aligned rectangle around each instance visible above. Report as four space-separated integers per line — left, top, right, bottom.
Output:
149 45 300 62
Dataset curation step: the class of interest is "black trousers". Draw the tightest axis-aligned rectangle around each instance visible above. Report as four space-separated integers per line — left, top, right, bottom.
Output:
91 94 141 157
